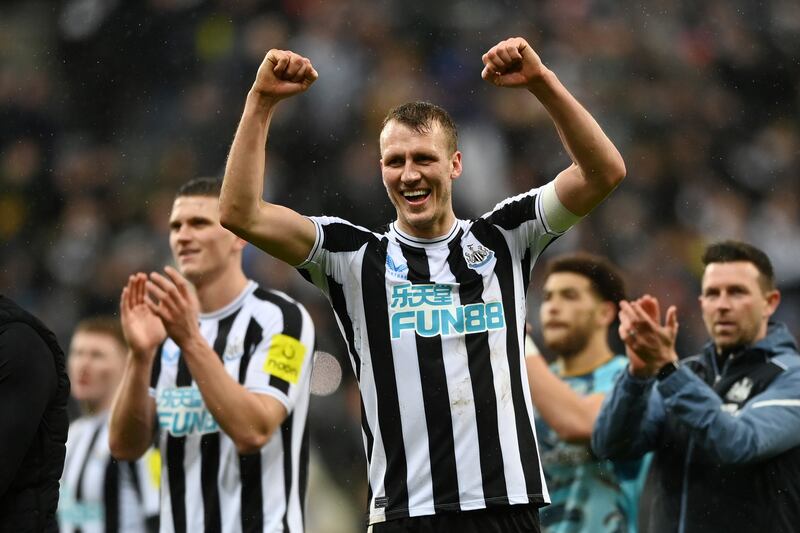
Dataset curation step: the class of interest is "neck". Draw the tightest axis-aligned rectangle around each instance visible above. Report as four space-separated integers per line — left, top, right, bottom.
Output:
397 213 456 240
558 333 615 377
194 267 249 313
81 399 109 417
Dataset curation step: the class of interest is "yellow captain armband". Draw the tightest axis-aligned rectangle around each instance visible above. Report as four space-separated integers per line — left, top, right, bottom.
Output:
263 334 307 384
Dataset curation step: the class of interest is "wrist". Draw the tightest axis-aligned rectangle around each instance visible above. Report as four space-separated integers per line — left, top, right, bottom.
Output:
246 89 280 115
526 67 556 93
655 360 680 381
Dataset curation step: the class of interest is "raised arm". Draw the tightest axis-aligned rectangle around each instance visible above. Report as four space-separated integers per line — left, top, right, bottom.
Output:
109 274 161 460
481 37 626 216
219 49 319 266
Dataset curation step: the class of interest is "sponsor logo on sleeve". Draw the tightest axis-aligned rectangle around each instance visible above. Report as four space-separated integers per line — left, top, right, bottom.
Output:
263 334 307 384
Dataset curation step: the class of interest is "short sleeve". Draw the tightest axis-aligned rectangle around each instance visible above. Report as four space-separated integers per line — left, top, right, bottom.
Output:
243 293 315 412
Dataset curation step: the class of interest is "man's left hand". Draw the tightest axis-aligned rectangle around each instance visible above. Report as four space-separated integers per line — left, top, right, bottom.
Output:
619 295 679 378
145 266 201 347
481 37 547 89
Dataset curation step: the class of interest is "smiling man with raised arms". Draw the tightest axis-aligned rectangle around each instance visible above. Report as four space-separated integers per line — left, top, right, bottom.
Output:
220 36 625 532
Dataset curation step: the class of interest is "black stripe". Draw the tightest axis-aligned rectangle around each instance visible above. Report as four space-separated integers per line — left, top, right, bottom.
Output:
240 453 263 533
200 433 221 532
150 342 165 390
254 289 304 394
239 318 264 384
328 276 362 380
473 220 543 497
521 248 532 292
166 436 187 533
280 414 294 532
103 457 120 533
74 422 104 501
298 419 310 528
361 399 375 508
176 354 191 387
199 313 238 532
362 237 409 516
127 461 142 503
398 243 460 508
319 221 373 252
446 235 509 504
484 193 537 230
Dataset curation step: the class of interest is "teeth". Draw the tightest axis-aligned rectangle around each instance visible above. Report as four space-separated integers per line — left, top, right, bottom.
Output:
403 190 429 198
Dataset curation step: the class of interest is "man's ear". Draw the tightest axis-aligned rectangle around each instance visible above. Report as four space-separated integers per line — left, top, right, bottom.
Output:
764 289 781 319
450 151 463 180
598 301 617 328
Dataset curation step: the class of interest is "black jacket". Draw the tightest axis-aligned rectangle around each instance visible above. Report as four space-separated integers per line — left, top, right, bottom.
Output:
0 296 70 532
593 323 800 533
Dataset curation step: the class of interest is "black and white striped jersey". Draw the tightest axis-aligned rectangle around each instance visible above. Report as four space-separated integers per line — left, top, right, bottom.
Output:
149 281 315 533
59 413 160 533
298 185 568 524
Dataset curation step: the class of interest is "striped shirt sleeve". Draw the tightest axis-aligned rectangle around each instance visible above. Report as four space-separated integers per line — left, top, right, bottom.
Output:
243 293 315 412
481 180 580 257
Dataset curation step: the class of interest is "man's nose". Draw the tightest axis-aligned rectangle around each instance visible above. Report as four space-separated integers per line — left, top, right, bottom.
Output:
401 162 420 182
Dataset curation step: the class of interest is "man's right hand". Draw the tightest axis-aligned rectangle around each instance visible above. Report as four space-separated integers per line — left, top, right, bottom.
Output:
120 273 166 360
252 49 318 102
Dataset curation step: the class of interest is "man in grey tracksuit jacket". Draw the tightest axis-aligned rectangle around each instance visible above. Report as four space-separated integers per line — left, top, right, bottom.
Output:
592 241 800 533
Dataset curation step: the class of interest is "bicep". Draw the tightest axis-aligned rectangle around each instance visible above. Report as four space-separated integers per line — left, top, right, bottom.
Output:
231 203 317 266
553 163 615 216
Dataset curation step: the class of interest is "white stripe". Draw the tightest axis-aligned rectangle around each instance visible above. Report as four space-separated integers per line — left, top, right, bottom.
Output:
751 399 800 409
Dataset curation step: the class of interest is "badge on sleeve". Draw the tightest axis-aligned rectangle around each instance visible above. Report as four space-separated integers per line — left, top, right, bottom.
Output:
263 334 307 384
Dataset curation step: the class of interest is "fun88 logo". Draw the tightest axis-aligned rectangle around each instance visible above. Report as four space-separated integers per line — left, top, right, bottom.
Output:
389 282 505 339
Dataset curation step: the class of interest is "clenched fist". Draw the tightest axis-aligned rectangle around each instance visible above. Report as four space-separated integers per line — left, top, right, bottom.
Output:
481 37 547 88
252 49 318 101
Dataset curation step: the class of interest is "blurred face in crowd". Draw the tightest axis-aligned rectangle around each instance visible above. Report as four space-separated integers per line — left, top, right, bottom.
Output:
700 261 780 353
68 331 126 410
540 272 614 358
380 120 462 239
169 195 245 287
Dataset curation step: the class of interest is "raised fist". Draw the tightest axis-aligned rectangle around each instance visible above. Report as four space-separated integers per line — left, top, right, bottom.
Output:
252 49 318 101
481 37 547 88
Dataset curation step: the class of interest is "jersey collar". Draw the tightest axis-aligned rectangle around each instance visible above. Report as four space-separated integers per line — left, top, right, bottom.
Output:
390 220 461 248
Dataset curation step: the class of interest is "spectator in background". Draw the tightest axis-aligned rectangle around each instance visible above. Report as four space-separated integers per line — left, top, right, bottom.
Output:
593 241 800 533
0 295 70 532
526 253 648 533
58 317 159 533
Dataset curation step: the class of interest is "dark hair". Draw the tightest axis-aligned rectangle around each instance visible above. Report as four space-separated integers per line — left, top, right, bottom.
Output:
702 240 775 291
544 253 627 305
175 177 222 199
382 101 458 153
74 316 126 351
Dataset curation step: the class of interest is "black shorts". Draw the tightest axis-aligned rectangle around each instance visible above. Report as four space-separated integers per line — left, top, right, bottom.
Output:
368 505 540 533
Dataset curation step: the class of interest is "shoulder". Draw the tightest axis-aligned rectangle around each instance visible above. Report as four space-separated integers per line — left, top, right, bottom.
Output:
308 215 380 251
592 356 629 389
0 321 51 369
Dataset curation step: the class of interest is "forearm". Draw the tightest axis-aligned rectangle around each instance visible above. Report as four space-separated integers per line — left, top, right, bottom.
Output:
220 91 277 232
528 69 624 212
180 335 282 454
592 370 658 459
526 356 600 442
109 353 156 460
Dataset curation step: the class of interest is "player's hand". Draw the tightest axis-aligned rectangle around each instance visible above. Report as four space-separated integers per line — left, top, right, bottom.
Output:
619 295 679 378
120 273 167 360
252 49 318 102
481 37 547 89
145 266 201 348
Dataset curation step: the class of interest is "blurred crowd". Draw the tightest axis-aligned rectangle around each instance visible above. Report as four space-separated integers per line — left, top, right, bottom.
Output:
2 0 799 530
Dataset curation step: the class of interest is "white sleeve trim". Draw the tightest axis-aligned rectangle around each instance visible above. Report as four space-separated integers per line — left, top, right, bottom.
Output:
248 386 292 412
541 180 582 234
751 399 800 409
295 216 323 268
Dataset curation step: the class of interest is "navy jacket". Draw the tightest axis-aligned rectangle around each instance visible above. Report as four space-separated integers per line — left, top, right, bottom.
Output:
592 322 800 533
